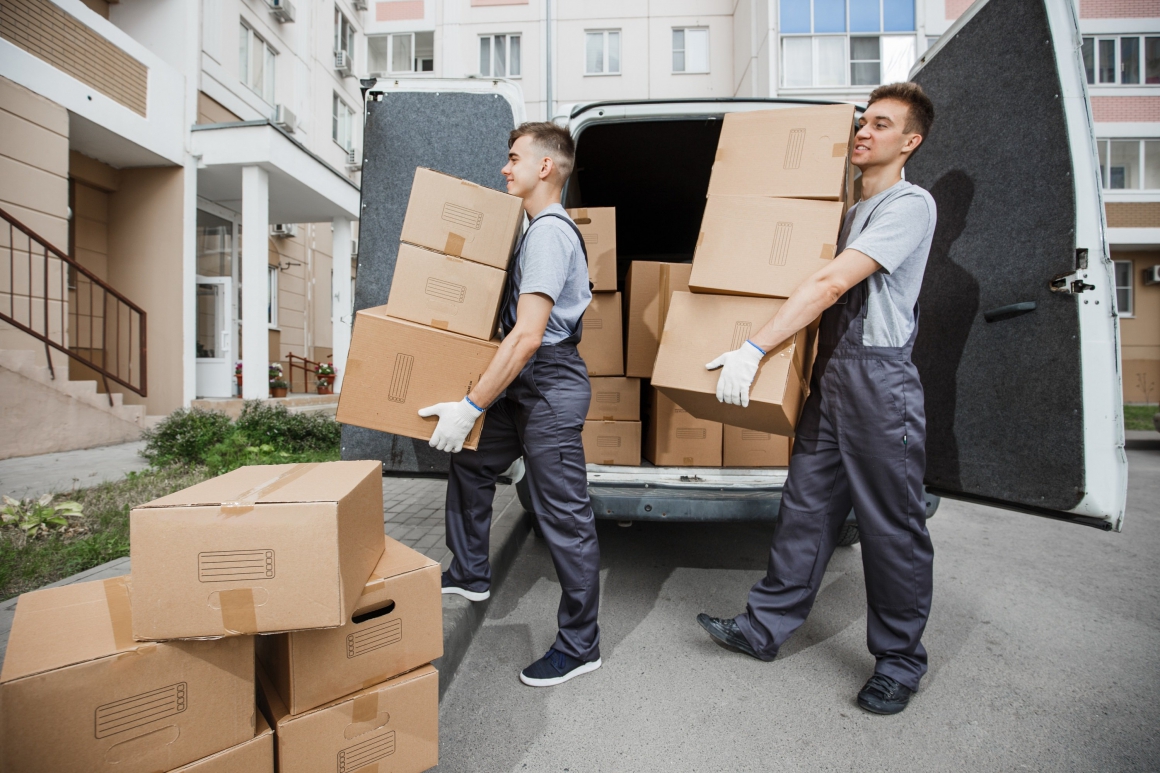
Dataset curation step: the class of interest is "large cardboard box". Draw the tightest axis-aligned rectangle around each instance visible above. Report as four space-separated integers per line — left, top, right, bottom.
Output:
385 242 506 340
338 306 498 450
645 388 723 467
582 421 641 466
167 713 274 772
567 206 617 291
624 261 692 378
0 578 255 773
723 426 793 467
258 536 442 715
258 664 438 773
689 196 845 298
587 377 641 421
129 461 385 640
708 104 855 201
577 292 624 376
652 292 809 437
400 167 524 270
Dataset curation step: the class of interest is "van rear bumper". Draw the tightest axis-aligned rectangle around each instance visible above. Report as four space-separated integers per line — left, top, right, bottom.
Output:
586 465 787 523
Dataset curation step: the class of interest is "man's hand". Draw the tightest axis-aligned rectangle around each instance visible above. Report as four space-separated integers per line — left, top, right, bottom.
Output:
705 341 766 407
417 398 483 453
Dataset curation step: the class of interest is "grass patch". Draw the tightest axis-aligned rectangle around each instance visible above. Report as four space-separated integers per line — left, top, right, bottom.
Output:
1125 405 1158 432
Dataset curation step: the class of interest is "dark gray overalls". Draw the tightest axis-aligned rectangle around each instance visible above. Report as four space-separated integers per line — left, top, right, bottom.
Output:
735 197 935 692
444 212 601 663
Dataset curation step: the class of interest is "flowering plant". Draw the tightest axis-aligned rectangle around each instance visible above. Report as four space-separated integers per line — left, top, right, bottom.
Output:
316 362 336 377
268 363 283 383
234 360 243 376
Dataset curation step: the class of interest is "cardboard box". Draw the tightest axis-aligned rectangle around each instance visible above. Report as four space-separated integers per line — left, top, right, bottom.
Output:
258 536 442 716
652 292 809 437
624 261 692 378
129 461 385 640
567 206 617 291
645 388 723 467
708 104 855 201
577 292 624 376
0 578 255 773
167 713 274 772
582 421 641 466
400 167 524 270
385 242 506 340
723 426 793 467
337 306 498 450
258 664 438 773
689 196 845 298
587 377 641 421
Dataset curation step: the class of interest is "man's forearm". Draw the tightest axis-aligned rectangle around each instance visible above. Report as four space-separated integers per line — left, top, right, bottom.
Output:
748 276 841 354
468 329 540 408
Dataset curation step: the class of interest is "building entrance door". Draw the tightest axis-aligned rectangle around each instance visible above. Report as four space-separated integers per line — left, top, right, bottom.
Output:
195 275 234 398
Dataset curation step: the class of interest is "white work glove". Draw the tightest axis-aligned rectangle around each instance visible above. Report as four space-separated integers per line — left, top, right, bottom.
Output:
705 340 766 407
417 397 483 453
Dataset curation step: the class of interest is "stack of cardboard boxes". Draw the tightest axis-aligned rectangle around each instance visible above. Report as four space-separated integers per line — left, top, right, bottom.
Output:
0 461 443 773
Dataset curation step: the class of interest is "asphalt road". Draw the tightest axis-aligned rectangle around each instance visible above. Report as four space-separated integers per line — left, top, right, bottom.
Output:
437 448 1160 772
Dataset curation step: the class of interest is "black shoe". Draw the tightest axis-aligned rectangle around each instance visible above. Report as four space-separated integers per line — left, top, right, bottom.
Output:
519 648 602 687
857 673 913 715
441 571 489 602
696 614 770 661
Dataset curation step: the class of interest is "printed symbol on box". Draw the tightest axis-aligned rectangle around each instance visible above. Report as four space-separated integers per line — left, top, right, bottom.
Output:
741 430 770 440
388 353 414 403
95 683 187 739
425 278 466 304
783 129 806 169
731 322 752 350
769 222 793 266
587 316 604 329
347 618 403 658
582 233 599 244
441 203 483 230
597 436 621 448
338 730 396 772
595 391 620 404
676 428 707 440
198 550 274 582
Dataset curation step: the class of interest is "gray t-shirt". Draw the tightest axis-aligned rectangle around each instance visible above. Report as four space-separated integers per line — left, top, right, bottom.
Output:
839 180 937 348
506 204 592 345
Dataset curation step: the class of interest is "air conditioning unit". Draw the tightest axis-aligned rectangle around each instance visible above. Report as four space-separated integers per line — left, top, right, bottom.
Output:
273 104 296 133
352 0 368 9
351 239 359 258
334 50 352 77
267 0 295 23
1144 265 1160 286
271 223 297 238
345 147 362 172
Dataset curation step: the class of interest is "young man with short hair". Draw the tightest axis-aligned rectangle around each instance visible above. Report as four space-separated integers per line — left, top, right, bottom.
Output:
698 83 938 715
418 122 602 687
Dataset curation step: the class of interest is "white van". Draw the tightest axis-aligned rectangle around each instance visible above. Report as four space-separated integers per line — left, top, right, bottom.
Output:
343 0 1128 539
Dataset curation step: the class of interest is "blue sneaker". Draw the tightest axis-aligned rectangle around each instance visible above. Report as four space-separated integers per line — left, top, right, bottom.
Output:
519 648 602 687
441 571 489 602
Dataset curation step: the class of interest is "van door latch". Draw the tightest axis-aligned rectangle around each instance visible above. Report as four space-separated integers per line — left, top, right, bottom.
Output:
1050 272 1095 294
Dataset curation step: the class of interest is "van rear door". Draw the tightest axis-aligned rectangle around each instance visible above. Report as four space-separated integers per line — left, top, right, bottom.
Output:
906 0 1127 529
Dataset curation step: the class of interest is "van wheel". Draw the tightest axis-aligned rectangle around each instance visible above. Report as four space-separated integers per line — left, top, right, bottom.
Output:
837 523 860 547
515 477 543 538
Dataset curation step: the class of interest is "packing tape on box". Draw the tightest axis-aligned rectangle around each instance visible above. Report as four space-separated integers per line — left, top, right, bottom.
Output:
220 587 259 634
820 244 836 260
103 576 136 651
444 233 466 257
364 573 387 594
572 208 591 225
220 462 320 516
430 319 449 329
832 143 847 157
352 692 379 723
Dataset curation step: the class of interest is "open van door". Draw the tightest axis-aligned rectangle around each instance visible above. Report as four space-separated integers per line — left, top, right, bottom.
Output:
906 0 1127 530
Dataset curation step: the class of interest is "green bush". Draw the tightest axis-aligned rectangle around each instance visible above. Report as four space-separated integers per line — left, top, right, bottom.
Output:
233 401 342 453
140 408 233 467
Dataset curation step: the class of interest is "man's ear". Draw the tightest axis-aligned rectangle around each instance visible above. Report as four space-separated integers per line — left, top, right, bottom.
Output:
901 133 924 155
539 156 555 181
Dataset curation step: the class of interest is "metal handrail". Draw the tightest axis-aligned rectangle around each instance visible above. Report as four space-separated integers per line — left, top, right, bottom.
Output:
286 352 334 393
1 207 147 397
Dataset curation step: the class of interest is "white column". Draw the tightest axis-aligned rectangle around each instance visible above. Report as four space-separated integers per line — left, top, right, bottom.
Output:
331 216 352 392
242 165 269 400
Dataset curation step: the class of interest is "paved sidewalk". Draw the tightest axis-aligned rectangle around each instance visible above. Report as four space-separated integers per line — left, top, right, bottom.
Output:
0 441 149 501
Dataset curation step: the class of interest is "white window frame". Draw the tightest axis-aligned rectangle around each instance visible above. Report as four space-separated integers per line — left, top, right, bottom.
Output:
332 92 355 152
479 33 521 78
780 33 915 88
369 32 435 75
1114 260 1134 318
239 22 276 104
268 264 279 329
585 29 621 76
1082 35 1160 86
1096 138 1160 191
672 27 710 74
334 7 355 58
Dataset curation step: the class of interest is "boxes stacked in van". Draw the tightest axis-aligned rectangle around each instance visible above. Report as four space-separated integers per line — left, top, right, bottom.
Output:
0 461 441 773
338 168 524 450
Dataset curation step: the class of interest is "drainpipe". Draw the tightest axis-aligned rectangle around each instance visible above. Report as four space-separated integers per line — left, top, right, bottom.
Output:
545 0 553 121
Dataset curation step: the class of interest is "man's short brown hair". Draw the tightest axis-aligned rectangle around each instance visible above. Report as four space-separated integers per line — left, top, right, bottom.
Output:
867 82 934 139
509 121 576 180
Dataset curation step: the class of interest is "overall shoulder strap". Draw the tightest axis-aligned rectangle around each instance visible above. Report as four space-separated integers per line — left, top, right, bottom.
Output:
528 211 594 291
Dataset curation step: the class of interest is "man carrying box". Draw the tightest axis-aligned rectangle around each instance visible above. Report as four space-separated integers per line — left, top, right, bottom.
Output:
697 83 937 716
418 123 602 688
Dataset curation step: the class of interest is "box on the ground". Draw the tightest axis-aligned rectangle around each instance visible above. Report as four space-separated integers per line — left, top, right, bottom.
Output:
645 388 723 467
652 292 809 436
587 377 641 421
258 536 442 716
723 426 793 467
338 306 498 450
129 461 385 640
0 578 255 773
708 104 855 201
258 663 438 773
400 167 524 270
689 196 845 299
167 712 274 772
582 421 641 466
385 242 506 340
624 261 692 378
567 206 617 291
577 292 624 376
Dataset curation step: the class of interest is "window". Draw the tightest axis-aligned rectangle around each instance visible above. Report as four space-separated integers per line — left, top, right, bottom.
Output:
779 0 916 89
585 30 620 75
479 34 520 78
1096 139 1160 190
332 93 355 151
268 265 279 328
334 7 355 57
239 23 275 103
1114 261 1133 317
369 32 434 74
673 28 709 73
1082 36 1160 85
